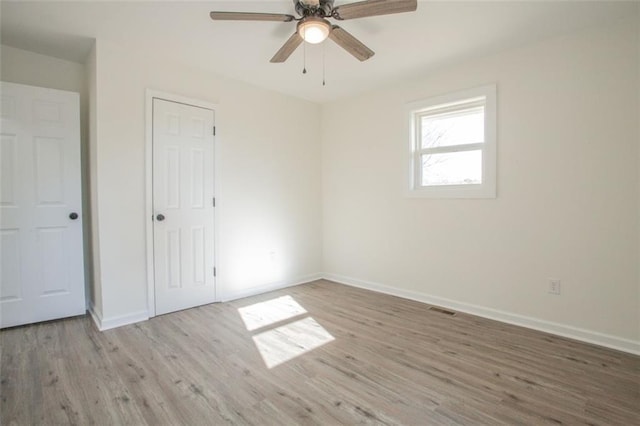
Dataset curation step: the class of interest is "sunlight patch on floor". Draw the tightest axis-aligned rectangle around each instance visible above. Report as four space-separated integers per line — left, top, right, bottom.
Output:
238 295 308 331
237 295 335 369
252 317 335 368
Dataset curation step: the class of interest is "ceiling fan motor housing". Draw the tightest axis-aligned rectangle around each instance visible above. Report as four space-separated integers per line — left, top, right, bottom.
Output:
295 0 335 18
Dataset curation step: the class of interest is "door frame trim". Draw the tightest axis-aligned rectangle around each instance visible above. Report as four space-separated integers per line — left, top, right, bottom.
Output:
144 89 219 318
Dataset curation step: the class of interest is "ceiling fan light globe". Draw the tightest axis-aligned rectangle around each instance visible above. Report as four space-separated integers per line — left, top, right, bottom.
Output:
303 26 330 44
297 18 331 44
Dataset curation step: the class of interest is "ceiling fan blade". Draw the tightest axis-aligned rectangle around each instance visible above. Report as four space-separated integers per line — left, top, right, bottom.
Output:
210 11 295 22
333 0 417 20
329 26 375 61
270 33 304 63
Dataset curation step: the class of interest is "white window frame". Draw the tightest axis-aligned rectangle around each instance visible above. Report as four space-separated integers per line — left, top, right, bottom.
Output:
406 84 497 198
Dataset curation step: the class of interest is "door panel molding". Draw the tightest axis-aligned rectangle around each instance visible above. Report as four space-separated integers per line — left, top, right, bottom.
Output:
144 89 218 317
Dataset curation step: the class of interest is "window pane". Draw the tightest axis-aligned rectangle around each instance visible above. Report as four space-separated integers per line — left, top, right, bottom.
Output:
421 150 482 186
420 107 484 149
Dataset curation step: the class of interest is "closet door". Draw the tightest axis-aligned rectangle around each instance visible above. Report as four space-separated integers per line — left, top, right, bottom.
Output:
152 98 216 315
1 82 85 328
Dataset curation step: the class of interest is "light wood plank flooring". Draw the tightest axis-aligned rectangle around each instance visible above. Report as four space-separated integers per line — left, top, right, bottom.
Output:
1 280 639 425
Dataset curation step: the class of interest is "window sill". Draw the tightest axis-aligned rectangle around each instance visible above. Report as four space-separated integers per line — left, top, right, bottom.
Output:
406 184 496 199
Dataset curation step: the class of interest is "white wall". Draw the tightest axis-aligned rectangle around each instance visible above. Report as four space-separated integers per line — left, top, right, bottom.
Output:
1 45 84 93
322 18 640 348
0 45 93 307
92 40 322 322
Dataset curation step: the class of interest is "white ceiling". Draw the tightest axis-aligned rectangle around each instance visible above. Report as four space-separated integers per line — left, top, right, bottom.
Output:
1 1 637 103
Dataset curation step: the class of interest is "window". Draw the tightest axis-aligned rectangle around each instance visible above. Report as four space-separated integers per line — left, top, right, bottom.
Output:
406 84 496 198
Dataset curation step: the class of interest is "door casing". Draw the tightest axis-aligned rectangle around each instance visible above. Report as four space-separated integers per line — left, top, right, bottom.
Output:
145 89 219 317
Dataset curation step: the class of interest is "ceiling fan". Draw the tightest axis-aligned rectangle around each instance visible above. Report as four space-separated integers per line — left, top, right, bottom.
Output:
210 0 418 63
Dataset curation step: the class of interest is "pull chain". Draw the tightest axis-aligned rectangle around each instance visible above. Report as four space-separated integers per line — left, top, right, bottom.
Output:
302 28 307 74
322 42 326 86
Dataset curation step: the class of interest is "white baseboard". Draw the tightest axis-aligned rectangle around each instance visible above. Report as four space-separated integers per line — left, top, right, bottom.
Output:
88 302 103 330
323 273 640 356
220 273 324 302
88 302 148 331
87 273 323 331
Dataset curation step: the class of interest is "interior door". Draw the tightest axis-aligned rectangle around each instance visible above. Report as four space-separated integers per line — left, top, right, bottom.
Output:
0 82 85 328
153 98 215 315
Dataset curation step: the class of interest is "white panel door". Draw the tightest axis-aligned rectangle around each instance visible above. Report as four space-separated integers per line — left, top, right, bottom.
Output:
0 82 85 328
153 98 215 315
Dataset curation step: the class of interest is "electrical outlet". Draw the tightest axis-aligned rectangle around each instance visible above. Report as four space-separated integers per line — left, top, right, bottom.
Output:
548 279 561 295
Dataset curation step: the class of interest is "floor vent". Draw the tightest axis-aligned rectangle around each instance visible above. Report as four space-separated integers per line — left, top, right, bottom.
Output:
428 306 457 316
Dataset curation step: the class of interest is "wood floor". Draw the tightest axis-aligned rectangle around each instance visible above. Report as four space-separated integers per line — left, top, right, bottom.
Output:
1 280 638 425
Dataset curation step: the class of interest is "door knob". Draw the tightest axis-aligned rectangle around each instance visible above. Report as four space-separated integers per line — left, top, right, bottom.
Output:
156 214 165 221
69 212 79 220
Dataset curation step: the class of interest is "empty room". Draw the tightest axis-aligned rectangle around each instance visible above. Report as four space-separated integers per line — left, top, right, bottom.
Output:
1 0 638 424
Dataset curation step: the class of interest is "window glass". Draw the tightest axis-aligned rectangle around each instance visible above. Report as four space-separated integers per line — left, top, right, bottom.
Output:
420 107 484 149
420 150 482 186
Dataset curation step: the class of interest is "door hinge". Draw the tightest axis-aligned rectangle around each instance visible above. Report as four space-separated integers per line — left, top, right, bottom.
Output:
213 267 217 277
212 197 216 207
213 126 216 136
